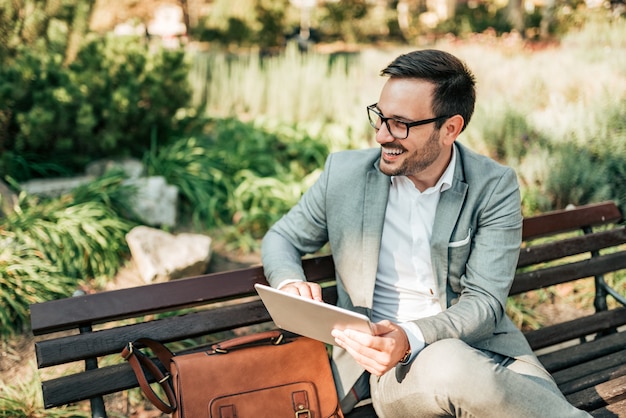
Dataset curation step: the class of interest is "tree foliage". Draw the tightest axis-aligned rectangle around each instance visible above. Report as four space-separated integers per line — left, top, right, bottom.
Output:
0 0 191 181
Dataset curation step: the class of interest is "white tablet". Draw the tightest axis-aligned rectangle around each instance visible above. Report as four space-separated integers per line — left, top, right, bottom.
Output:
254 283 374 346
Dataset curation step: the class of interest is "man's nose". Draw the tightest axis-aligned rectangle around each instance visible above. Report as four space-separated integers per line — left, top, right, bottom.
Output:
375 122 395 144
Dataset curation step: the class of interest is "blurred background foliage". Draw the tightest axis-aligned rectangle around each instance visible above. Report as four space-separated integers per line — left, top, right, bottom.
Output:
0 0 625 338
1 1 625 415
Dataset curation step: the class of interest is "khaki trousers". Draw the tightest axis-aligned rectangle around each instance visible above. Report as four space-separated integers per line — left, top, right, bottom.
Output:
369 339 592 418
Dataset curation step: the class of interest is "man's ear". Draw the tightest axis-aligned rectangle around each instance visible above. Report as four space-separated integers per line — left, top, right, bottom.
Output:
442 114 464 145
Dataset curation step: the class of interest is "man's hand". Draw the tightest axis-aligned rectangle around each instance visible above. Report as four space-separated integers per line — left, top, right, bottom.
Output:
278 281 323 302
331 320 410 376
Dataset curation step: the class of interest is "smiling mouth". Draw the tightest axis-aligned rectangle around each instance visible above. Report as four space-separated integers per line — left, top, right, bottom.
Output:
382 146 405 158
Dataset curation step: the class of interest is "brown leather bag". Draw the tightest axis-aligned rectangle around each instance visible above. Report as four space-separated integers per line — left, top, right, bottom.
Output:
122 330 344 418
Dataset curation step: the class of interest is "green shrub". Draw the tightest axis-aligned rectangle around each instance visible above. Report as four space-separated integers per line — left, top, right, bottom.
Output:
0 245 76 339
1 185 134 282
145 117 329 235
0 35 191 181
544 145 612 209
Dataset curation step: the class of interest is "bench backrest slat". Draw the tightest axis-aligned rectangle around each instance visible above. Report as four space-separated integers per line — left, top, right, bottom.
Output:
42 363 137 409
35 300 270 367
30 267 266 335
524 308 626 350
30 255 335 335
518 228 626 267
521 201 622 240
512 252 626 295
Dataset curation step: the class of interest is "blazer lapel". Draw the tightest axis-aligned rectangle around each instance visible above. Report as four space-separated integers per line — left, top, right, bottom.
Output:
358 163 390 309
431 152 467 306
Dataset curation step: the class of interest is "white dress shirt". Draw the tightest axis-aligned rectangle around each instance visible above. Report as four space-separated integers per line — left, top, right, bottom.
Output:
374 146 456 361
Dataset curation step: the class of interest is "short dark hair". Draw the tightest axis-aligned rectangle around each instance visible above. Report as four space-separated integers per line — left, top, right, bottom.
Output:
381 49 476 132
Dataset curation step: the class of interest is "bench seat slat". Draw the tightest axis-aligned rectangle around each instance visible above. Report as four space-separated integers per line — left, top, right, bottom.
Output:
559 363 626 396
517 228 626 268
511 252 626 295
538 331 626 373
566 374 626 412
524 308 626 350
522 202 622 240
35 300 272 368
590 398 626 418
552 350 626 386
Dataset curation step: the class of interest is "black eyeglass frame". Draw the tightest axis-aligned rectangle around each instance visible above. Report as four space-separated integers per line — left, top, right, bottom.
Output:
367 103 452 139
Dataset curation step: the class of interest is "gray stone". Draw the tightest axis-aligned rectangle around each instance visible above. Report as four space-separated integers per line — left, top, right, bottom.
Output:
20 176 94 198
0 179 18 216
85 158 144 179
126 176 178 227
126 225 212 283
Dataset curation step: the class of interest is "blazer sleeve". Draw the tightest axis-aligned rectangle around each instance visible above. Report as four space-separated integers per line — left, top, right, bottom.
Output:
261 154 332 288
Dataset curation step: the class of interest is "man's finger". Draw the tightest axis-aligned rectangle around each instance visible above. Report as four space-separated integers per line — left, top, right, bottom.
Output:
279 282 323 301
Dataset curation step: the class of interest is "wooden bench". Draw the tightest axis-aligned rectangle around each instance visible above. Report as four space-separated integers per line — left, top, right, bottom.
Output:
29 201 626 417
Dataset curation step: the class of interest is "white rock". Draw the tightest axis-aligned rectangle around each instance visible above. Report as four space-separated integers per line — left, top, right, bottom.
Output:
126 226 212 283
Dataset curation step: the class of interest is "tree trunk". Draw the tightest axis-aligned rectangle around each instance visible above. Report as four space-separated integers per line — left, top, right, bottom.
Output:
64 0 97 66
178 0 190 36
540 0 556 39
506 0 525 35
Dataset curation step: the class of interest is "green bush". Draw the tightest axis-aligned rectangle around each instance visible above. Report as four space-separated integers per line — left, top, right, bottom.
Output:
0 173 135 337
0 35 191 181
0 245 76 339
2 175 135 282
144 118 328 239
544 145 612 209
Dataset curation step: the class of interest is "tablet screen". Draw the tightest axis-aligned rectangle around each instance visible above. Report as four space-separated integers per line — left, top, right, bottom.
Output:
255 283 374 346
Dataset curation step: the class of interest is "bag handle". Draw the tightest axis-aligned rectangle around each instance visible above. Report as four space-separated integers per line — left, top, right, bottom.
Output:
121 338 177 414
211 330 285 353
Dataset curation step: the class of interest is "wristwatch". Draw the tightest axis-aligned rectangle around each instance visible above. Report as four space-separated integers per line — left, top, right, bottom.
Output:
399 348 412 364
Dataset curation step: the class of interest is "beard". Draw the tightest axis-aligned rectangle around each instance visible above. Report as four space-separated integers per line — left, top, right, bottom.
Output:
379 129 441 178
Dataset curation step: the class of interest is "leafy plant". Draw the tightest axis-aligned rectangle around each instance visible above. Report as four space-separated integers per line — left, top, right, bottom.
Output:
145 117 329 233
1 190 134 282
0 244 76 338
543 145 612 209
0 34 191 181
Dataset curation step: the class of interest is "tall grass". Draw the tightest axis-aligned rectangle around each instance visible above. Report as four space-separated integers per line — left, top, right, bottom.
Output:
190 14 626 215
190 44 396 151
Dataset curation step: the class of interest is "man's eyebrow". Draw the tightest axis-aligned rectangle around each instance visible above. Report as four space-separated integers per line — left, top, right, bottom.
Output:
376 105 412 121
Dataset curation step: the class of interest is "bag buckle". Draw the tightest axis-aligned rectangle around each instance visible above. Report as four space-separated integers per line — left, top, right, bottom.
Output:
121 342 134 360
295 407 311 418
272 333 284 345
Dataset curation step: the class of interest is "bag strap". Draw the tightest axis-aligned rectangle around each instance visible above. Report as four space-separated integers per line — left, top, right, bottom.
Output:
210 330 284 353
121 338 177 414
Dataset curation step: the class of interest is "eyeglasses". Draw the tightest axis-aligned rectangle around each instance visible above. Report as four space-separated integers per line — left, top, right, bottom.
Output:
367 103 452 139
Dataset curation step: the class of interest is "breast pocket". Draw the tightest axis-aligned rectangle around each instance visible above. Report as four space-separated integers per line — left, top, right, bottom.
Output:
447 228 472 293
448 228 471 248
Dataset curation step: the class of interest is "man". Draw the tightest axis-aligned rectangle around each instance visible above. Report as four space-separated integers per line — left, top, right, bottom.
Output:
261 49 590 417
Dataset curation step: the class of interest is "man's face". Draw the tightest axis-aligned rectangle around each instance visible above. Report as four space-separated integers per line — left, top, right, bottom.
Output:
374 78 452 190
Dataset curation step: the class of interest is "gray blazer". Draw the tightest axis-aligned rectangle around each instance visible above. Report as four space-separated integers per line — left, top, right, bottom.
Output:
262 142 541 400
